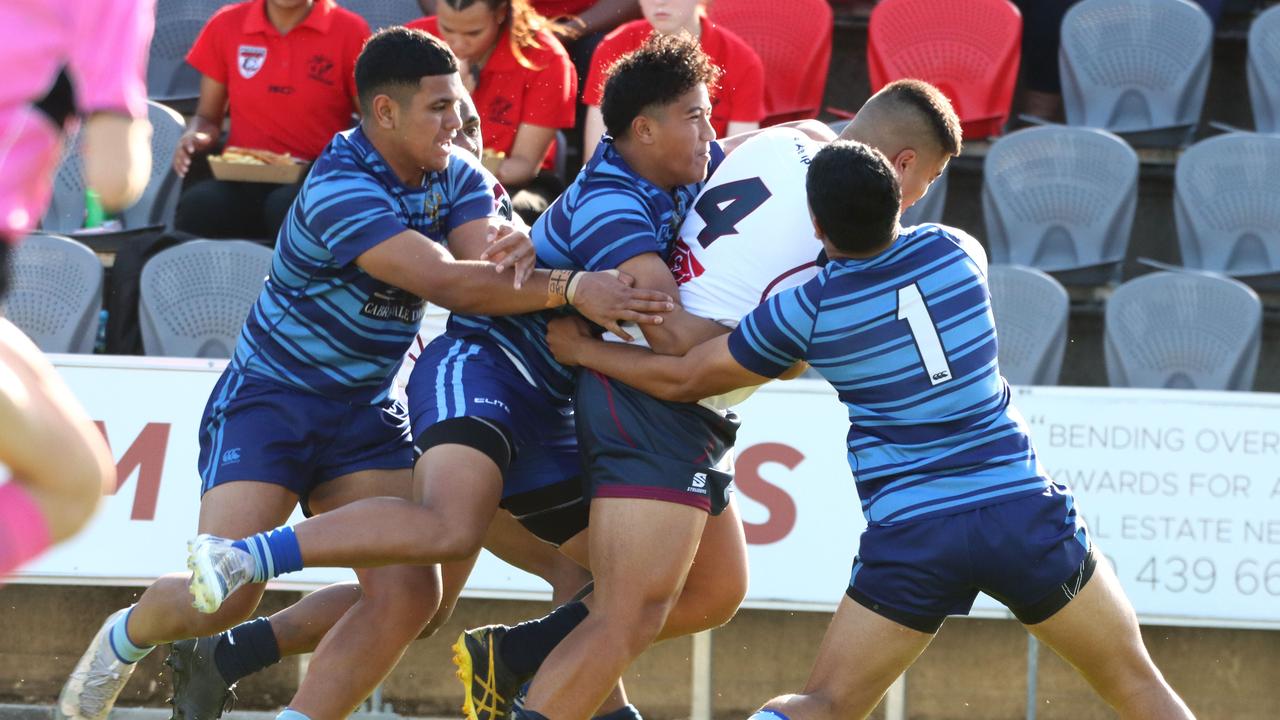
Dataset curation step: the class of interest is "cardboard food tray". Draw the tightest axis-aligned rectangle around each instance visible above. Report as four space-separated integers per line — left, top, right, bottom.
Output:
209 156 309 184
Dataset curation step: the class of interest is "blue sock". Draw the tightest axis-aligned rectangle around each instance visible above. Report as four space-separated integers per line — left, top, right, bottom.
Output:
108 606 154 664
500 600 589 677
232 526 303 582
748 710 791 720
213 616 281 684
594 703 643 720
276 708 311 720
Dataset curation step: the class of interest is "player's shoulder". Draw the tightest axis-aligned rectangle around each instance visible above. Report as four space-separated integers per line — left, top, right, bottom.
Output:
529 27 573 62
204 1 251 32
904 223 988 275
597 20 650 55
328 3 372 36
704 20 763 68
735 127 821 164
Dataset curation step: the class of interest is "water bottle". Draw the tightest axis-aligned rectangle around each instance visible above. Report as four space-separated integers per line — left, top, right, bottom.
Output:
83 189 105 229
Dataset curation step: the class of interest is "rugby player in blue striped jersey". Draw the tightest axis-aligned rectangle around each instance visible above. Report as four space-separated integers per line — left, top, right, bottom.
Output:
546 141 1194 720
57 27 673 720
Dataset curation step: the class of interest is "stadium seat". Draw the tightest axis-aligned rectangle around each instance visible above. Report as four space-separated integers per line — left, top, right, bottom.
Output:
1059 0 1213 147
340 0 424 29
2 235 103 354
148 0 232 103
901 165 949 227
987 265 1069 386
139 239 273 358
41 101 186 234
1174 132 1280 290
867 0 1021 140
41 101 186 233
707 0 833 125
1104 271 1261 391
1247 5 1280 134
982 125 1139 285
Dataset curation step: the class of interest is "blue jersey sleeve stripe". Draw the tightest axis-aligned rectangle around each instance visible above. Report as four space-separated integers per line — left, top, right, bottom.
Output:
727 325 792 378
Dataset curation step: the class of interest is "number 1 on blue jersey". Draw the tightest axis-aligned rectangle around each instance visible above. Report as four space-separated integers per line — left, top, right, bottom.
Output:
897 283 953 385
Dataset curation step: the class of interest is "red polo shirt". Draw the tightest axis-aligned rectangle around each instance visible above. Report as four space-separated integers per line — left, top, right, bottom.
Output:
531 0 596 19
584 16 765 138
186 0 369 160
409 17 577 170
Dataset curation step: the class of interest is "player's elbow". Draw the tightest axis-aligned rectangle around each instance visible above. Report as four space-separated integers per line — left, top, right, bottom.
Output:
665 375 707 404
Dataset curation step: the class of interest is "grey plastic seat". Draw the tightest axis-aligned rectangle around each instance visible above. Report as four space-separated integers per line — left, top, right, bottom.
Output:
1104 271 1261 390
901 165 949 228
340 0 424 29
1174 132 1280 290
148 0 230 102
1059 0 1212 146
2 235 103 353
987 265 1069 386
1248 5 1280 133
139 240 273 358
42 101 187 234
982 125 1139 284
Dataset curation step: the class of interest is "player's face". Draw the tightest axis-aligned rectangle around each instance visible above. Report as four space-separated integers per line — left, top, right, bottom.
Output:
399 74 465 173
895 147 951 212
641 0 703 34
437 1 506 62
457 96 484 158
648 84 716 188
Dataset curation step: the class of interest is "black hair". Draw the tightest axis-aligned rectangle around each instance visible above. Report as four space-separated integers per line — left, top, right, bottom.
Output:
807 140 902 255
875 79 964 156
600 33 722 139
355 27 458 115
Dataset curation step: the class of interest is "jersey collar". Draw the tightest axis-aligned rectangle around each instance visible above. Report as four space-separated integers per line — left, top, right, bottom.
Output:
244 0 336 37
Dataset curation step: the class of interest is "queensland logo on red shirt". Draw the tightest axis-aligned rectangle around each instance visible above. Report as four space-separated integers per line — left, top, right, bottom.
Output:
668 237 705 285
238 45 268 79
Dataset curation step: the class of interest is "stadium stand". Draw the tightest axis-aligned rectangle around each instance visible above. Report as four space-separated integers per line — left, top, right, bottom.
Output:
339 0 424 29
982 124 1139 285
1174 132 1280 289
1105 270 1262 390
1059 0 1214 147
147 0 232 105
987 264 1069 386
138 239 273 358
866 0 1021 139
900 165 948 227
2 234 103 354
41 101 186 234
1247 4 1280 132
708 0 833 125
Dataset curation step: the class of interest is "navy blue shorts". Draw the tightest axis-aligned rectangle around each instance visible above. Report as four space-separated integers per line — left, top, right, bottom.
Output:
198 369 414 501
847 482 1094 633
407 334 582 509
575 370 739 515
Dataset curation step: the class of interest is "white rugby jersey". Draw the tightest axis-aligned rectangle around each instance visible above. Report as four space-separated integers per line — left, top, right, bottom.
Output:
670 128 826 409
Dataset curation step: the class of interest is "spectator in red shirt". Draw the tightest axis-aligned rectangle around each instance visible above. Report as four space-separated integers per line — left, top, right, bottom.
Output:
581 0 764 159
410 1 577 223
173 0 369 241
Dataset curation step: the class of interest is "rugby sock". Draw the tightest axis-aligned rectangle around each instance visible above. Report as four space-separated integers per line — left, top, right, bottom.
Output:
0 482 51 579
499 600 589 677
514 709 551 720
748 710 791 720
213 617 281 684
276 709 311 720
593 703 643 720
232 526 303 582
108 606 155 663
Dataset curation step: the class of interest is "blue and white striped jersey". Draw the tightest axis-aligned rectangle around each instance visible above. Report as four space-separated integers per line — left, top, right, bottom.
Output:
444 137 724 400
728 224 1050 525
231 126 503 404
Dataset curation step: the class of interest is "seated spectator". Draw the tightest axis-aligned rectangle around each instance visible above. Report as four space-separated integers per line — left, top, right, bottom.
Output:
532 0 640 79
581 0 764 159
173 0 369 241
410 1 577 223
1012 0 1078 123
